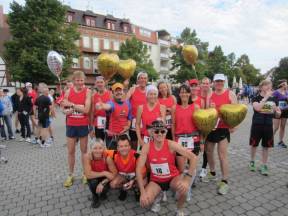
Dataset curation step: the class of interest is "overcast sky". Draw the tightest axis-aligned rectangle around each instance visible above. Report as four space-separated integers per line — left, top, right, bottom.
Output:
2 0 288 74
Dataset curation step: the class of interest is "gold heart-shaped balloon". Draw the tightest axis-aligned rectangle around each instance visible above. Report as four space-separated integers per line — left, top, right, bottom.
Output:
219 104 248 128
193 108 218 137
182 45 198 65
117 59 136 80
97 53 119 80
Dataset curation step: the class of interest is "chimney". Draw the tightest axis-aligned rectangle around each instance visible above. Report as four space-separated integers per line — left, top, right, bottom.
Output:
0 5 4 28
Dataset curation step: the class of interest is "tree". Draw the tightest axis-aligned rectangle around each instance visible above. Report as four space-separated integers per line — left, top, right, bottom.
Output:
170 28 209 83
271 57 288 87
4 0 80 84
117 36 158 84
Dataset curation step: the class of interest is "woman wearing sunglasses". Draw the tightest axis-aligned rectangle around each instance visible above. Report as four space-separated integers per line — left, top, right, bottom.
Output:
136 120 197 216
135 84 166 148
171 84 201 201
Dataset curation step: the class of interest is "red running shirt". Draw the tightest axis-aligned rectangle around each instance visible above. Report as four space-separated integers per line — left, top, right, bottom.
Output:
90 157 108 172
130 87 146 118
147 139 179 183
193 96 202 108
174 104 198 135
159 96 174 128
93 90 111 127
141 103 161 136
114 150 137 175
210 90 231 128
108 100 130 134
66 87 89 126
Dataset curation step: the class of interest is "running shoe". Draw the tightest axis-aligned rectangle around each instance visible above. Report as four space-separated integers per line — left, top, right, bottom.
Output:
162 191 167 202
151 193 162 213
199 168 207 179
278 141 287 148
217 181 229 195
249 161 256 172
82 175 87 184
259 164 269 176
25 138 31 143
176 209 185 216
64 175 74 187
18 137 25 142
186 187 192 202
202 172 217 183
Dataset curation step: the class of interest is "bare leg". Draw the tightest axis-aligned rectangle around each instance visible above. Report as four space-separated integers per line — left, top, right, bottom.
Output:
273 118 280 136
262 147 269 164
67 137 77 175
217 139 229 180
206 141 216 172
250 146 257 161
279 118 287 142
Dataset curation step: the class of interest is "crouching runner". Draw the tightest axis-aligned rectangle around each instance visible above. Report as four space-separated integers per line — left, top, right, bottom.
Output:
110 134 146 201
136 120 197 216
83 139 117 208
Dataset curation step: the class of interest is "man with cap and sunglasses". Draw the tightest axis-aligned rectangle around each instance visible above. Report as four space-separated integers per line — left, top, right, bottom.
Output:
204 73 237 195
136 120 197 216
95 83 132 150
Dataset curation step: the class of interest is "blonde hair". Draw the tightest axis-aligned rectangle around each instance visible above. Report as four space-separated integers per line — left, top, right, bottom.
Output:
90 138 106 150
72 70 86 80
259 80 272 88
201 77 211 84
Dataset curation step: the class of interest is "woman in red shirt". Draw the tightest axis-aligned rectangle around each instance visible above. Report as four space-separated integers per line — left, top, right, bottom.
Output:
83 139 117 208
136 120 197 215
136 84 166 148
158 81 176 140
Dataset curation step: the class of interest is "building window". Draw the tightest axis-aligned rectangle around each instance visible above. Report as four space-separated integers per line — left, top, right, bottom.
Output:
83 57 91 69
93 58 98 73
123 25 128 33
93 38 100 52
107 22 111 29
104 39 110 49
85 18 91 26
111 23 115 30
83 36 90 48
67 14 73 23
72 58 80 68
114 41 120 51
91 19 95 27
140 28 151 37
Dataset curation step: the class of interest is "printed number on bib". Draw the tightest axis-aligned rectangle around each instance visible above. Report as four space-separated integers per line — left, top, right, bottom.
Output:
165 115 172 127
131 118 143 129
178 136 194 150
150 163 170 176
97 116 106 129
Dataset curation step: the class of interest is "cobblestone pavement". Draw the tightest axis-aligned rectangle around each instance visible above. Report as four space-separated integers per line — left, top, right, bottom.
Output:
0 106 288 216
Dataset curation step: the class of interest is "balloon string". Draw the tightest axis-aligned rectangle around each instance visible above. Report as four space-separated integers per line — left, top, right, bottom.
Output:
58 76 62 95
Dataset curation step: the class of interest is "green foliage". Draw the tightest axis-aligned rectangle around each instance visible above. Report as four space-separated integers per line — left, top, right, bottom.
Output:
170 27 262 86
117 37 158 84
4 0 80 84
271 57 288 87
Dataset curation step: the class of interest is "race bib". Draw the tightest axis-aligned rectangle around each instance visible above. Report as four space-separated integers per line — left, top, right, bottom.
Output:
131 118 143 129
178 136 194 150
165 115 172 127
97 116 106 129
119 172 135 179
143 136 150 144
150 163 170 176
279 101 288 110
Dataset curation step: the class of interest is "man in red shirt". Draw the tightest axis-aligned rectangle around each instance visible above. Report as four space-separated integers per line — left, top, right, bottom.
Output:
26 82 37 134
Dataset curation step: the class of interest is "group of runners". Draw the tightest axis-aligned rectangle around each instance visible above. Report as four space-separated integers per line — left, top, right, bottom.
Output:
59 70 267 215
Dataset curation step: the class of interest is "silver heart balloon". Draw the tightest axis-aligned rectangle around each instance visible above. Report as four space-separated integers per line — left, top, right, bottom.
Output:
47 51 63 77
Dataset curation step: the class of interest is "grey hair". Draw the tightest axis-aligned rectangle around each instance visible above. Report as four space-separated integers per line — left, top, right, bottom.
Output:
137 71 148 80
90 138 106 150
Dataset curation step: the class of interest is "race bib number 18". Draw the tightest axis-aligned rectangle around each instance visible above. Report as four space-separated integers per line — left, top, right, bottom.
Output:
150 163 170 176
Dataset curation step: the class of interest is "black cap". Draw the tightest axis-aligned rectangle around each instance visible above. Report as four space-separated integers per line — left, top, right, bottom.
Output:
148 120 166 130
3 89 9 93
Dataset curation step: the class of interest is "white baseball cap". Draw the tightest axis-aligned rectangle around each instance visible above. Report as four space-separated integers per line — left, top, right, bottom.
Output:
213 74 225 81
25 82 32 87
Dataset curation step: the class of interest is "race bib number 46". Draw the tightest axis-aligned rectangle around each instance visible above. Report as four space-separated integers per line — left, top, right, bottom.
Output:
150 163 170 176
178 136 194 150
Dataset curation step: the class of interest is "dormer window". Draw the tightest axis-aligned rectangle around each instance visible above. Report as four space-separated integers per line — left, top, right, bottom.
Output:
123 25 128 33
85 16 96 27
91 19 95 27
107 22 111 29
67 14 73 23
85 18 90 26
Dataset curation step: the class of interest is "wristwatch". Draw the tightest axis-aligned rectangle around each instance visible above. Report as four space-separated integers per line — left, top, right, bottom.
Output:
185 173 193 178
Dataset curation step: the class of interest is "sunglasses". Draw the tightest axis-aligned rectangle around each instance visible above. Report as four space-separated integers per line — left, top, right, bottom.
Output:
154 129 166 134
